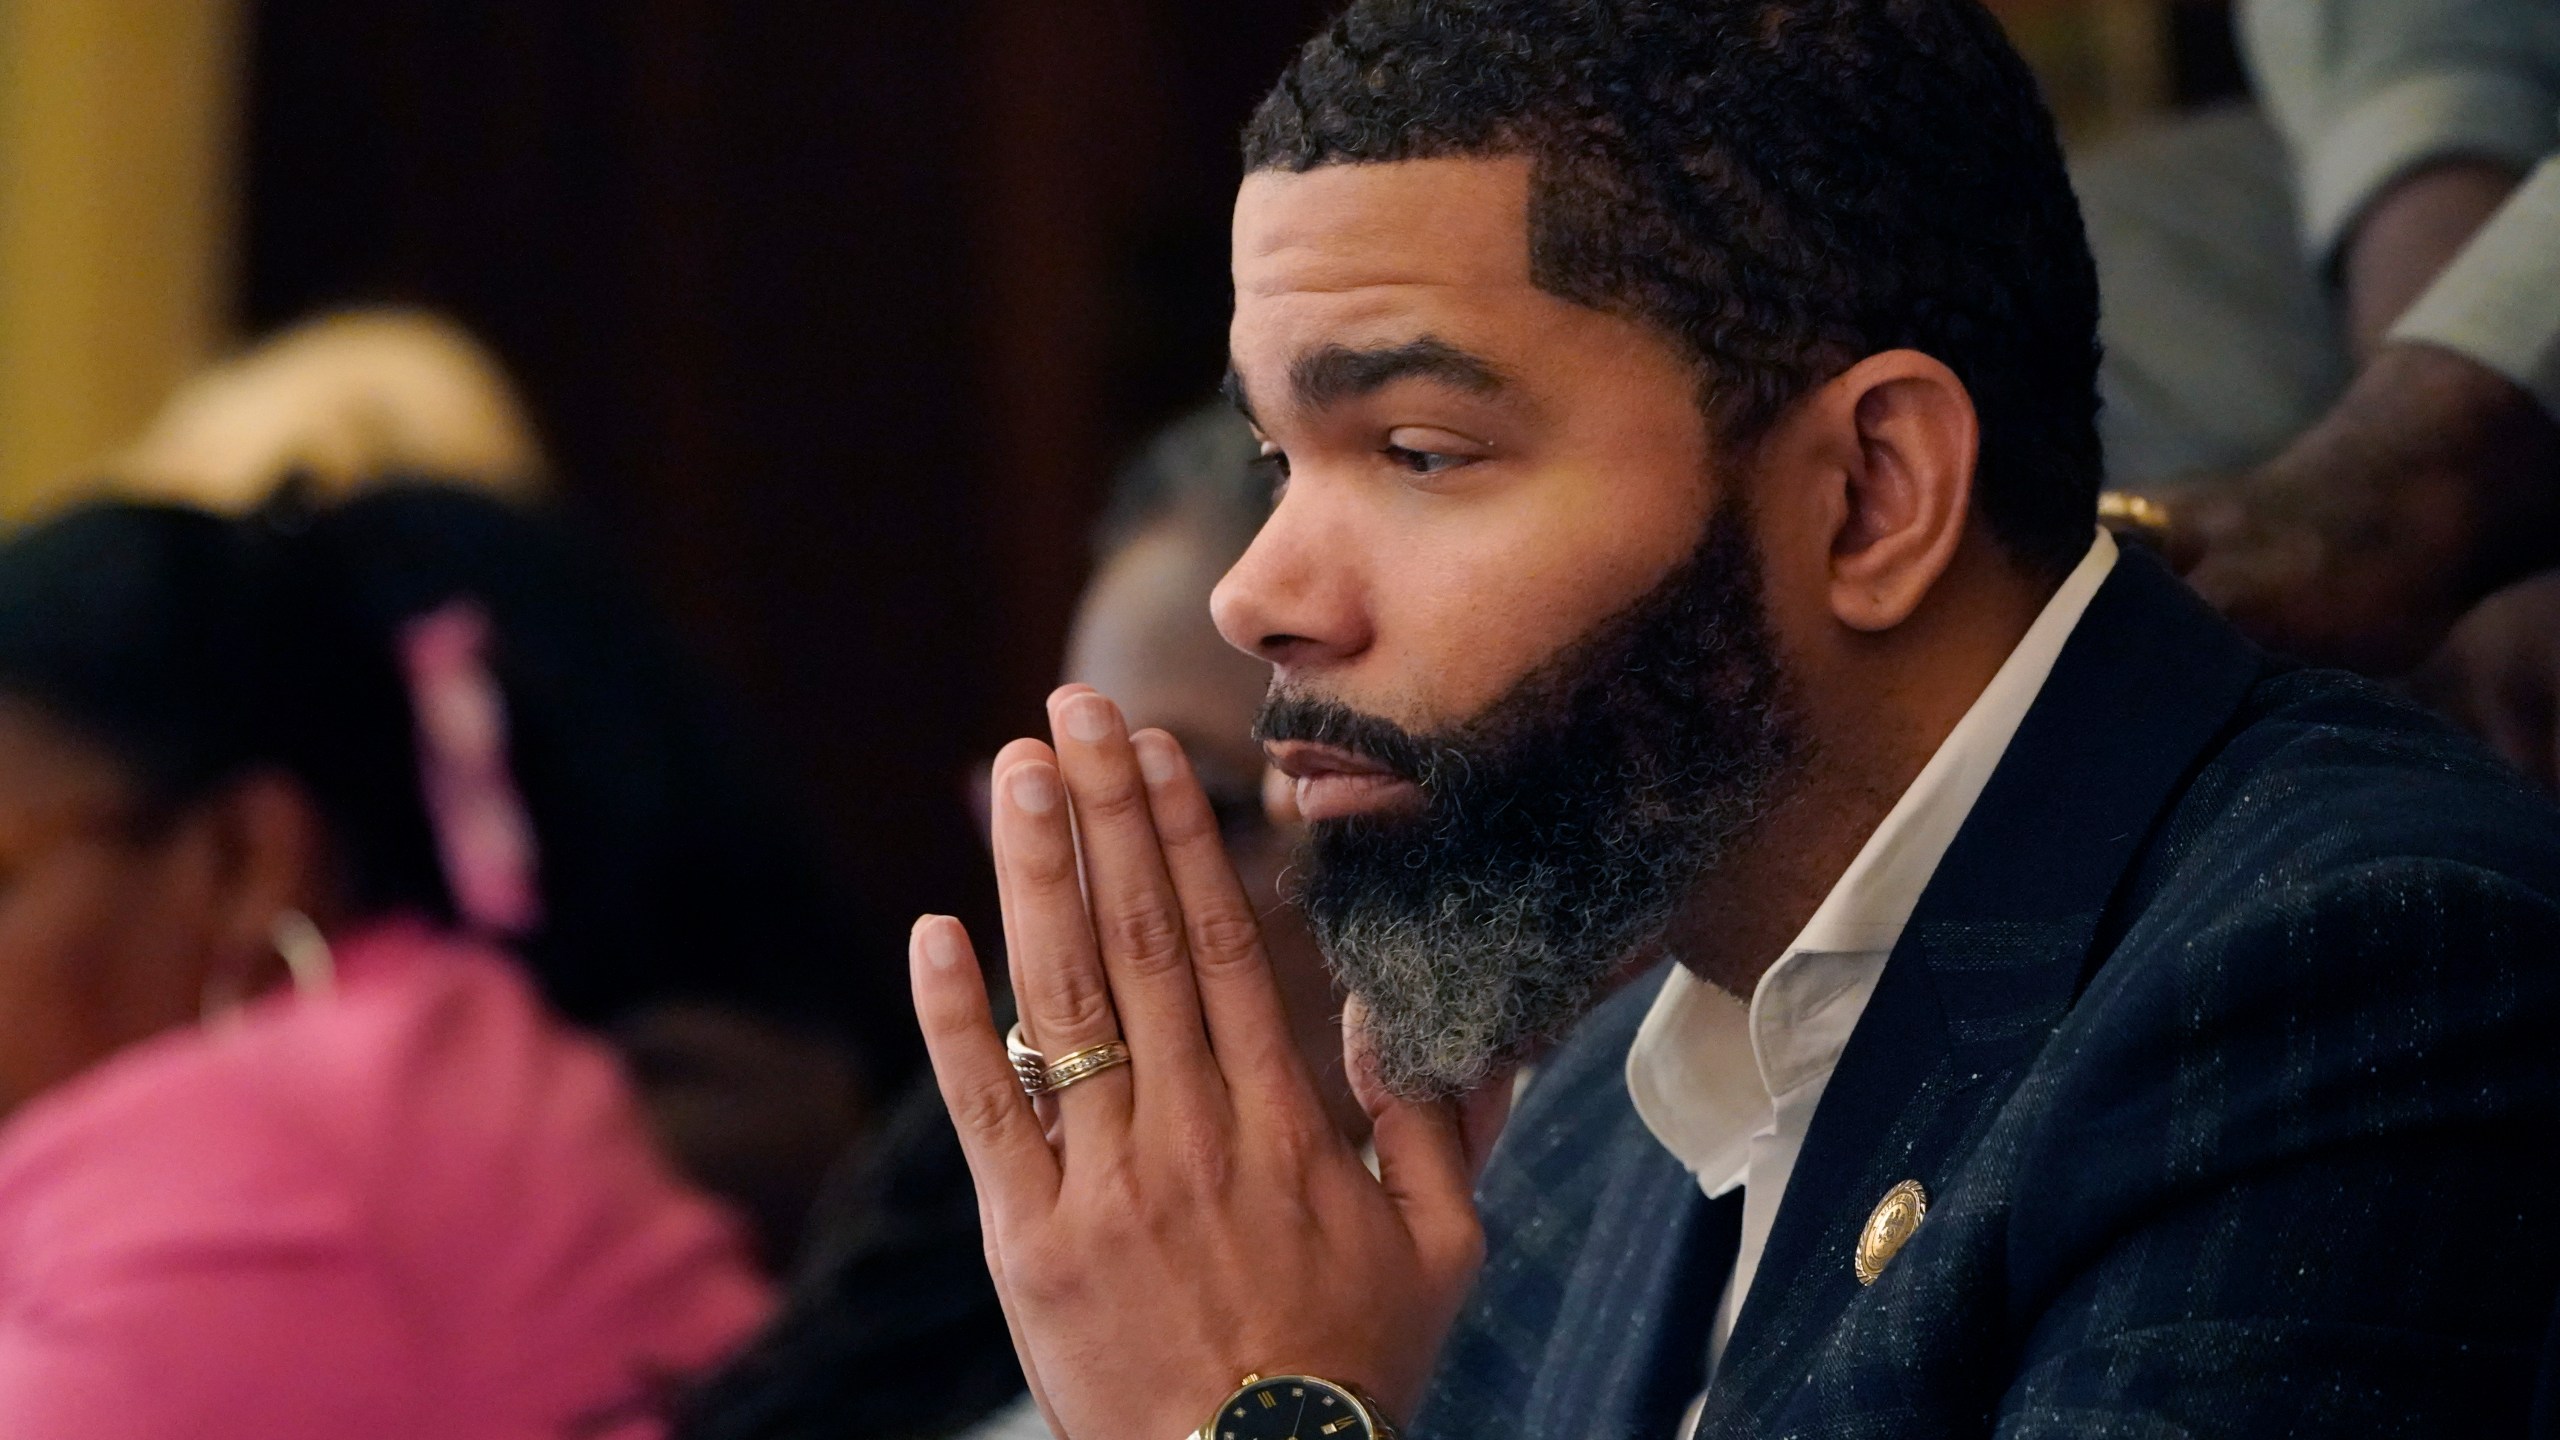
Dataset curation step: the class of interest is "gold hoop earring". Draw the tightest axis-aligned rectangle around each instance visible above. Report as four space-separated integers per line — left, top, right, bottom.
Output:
200 910 340 1027
270 910 337 1000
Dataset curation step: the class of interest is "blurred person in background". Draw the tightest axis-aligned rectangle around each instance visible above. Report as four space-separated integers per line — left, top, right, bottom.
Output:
105 307 547 511
306 481 909 1268
87 312 905 1266
1059 404 1367 1149
680 403 1356 1440
2084 0 2560 776
0 490 773 1437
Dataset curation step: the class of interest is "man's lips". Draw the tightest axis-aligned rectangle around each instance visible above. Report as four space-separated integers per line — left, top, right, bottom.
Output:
1261 739 1424 824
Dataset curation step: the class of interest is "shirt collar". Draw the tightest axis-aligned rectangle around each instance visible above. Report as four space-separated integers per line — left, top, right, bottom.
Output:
1626 529 2120 1191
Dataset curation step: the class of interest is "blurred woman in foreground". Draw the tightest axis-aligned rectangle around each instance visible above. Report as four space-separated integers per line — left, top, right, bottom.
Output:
93 311 898 1265
0 491 772 1436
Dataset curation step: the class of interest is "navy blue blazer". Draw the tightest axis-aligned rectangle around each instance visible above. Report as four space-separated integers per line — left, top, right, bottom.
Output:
1416 549 2560 1438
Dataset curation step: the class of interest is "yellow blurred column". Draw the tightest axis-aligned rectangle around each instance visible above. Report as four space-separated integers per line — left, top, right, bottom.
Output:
0 0 240 517
1986 0 2174 146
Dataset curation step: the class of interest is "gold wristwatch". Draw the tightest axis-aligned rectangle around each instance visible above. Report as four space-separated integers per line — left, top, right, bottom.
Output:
1193 1373 1399 1440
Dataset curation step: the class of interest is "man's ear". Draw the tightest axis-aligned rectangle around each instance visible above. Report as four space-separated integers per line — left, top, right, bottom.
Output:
201 771 334 983
1782 349 1979 634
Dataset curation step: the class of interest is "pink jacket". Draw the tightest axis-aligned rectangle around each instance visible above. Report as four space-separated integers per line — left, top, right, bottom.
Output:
0 920 774 1438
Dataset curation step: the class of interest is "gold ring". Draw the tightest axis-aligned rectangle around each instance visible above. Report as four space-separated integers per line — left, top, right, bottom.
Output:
1005 1022 1046 1095
1034 1040 1131 1095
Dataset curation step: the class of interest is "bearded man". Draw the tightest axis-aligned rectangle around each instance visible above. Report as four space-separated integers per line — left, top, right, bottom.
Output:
907 0 2560 1435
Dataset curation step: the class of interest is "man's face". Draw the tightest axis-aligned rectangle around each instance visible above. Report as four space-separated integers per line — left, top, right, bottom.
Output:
1217 157 1726 808
1219 158 1800 1098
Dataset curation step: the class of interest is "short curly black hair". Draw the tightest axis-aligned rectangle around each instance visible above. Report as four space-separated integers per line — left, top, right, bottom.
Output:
1244 0 2102 576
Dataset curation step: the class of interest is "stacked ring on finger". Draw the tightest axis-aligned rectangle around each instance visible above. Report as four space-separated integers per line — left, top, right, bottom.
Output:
1005 1021 1133 1097
1005 1022 1047 1094
1031 1041 1131 1095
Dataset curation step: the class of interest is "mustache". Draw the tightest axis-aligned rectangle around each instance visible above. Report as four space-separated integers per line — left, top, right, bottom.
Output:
1251 692 1438 785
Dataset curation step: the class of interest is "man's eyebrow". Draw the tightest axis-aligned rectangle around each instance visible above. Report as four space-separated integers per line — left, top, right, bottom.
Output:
1289 338 1510 412
1222 338 1511 433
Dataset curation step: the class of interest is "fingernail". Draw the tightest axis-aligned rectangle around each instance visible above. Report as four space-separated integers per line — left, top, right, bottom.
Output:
1134 730 1180 785
1009 763 1060 814
1062 693 1116 744
920 919 963 972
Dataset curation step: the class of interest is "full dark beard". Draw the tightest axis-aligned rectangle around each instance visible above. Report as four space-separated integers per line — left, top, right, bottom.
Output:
1257 504 1799 1100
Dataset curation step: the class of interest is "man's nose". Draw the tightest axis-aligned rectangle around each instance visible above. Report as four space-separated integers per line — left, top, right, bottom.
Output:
1210 494 1370 669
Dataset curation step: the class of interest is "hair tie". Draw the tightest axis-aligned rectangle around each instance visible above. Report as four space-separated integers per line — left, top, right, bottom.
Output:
399 599 542 937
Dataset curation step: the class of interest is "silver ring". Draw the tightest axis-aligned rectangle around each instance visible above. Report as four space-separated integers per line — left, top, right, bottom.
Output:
1005 1021 1046 1095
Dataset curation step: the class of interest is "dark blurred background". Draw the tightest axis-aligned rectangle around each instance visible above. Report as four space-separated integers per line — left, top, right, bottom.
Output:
238 1 1340 935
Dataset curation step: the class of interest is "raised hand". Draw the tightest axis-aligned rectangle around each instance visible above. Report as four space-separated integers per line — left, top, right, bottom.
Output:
909 684 1507 1440
2160 344 2560 675
2409 569 2560 790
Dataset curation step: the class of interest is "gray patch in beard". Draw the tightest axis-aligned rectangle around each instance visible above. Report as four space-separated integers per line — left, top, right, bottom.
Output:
1269 504 1799 1099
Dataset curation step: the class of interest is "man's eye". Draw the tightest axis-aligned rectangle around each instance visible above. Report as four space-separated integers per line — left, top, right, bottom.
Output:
1385 444 1468 476
1248 449 1291 499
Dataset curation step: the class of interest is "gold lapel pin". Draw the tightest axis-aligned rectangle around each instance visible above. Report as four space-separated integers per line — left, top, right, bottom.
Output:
1854 1179 1928 1285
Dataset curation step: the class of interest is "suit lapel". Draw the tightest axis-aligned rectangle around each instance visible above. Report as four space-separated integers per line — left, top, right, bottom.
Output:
1517 1165 1739 1438
1420 966 1743 1440
1713 548 2264 1408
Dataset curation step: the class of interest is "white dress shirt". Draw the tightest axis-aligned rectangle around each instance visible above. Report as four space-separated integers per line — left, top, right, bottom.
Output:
2242 0 2560 268
2241 0 2560 417
2393 155 2560 419
1625 528 2118 1426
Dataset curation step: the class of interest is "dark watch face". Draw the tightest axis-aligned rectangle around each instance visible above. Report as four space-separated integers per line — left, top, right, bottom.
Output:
1214 1376 1374 1440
